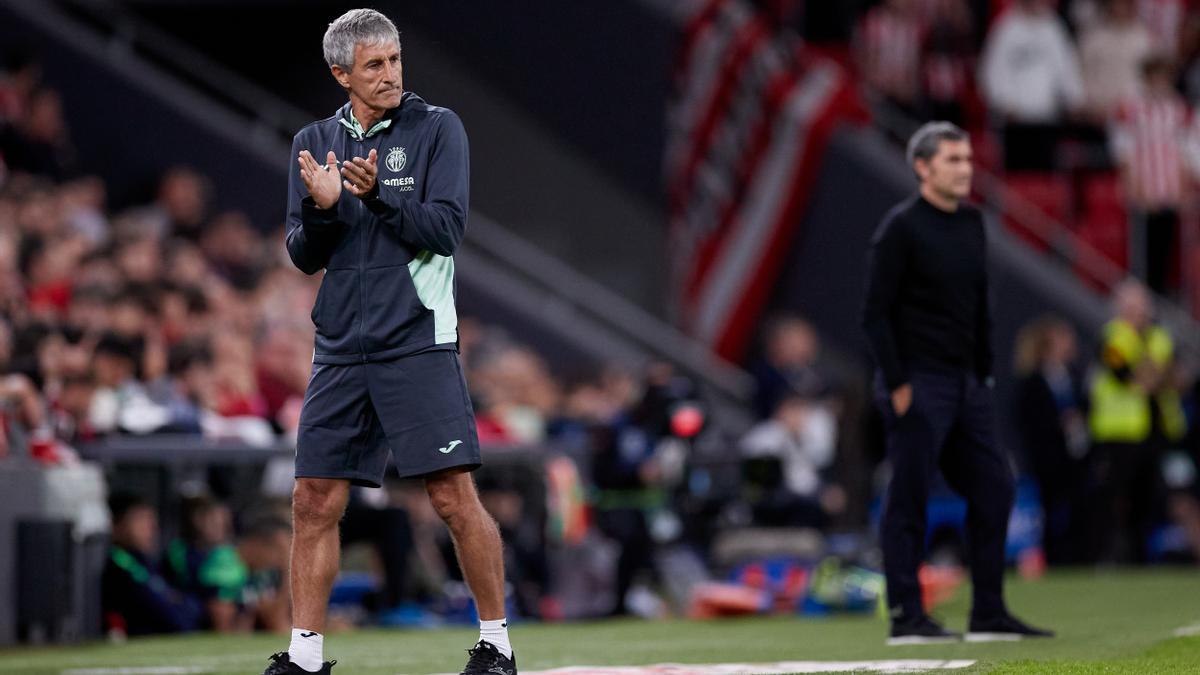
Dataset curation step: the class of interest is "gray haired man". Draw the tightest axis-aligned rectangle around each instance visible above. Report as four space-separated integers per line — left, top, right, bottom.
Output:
861 121 1053 645
263 9 515 675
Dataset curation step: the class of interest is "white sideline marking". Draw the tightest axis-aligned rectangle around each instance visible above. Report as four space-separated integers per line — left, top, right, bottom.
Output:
1173 622 1200 637
452 660 976 675
61 662 213 667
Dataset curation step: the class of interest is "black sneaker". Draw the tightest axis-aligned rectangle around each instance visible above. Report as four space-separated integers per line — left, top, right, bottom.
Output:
887 614 963 646
461 640 517 675
262 652 336 674
966 612 1055 642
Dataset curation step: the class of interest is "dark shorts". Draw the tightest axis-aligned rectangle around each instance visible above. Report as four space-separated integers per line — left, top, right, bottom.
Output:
295 349 481 487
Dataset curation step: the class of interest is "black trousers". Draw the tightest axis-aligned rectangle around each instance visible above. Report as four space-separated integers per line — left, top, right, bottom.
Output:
1133 208 1178 296
1089 442 1161 563
595 508 655 615
875 368 1015 620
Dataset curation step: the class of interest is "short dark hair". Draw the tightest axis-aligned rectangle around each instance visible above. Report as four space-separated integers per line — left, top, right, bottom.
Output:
907 121 968 168
94 332 137 362
109 491 152 525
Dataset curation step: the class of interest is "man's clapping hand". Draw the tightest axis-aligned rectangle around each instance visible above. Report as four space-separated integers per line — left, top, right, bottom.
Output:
340 148 378 198
297 150 343 210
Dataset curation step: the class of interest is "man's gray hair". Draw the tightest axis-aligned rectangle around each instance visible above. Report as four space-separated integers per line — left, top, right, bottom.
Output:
323 9 400 71
906 121 968 167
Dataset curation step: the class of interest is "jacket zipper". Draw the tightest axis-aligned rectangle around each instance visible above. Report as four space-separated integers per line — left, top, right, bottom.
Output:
353 135 368 362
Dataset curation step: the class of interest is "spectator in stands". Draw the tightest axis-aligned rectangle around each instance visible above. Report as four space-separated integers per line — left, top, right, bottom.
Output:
88 332 175 435
114 236 164 285
1080 0 1155 121
1012 316 1091 565
102 492 203 636
254 324 311 433
1088 280 1188 561
750 314 833 419
200 210 265 290
1111 55 1195 295
0 372 45 457
235 515 293 632
209 330 267 419
1073 0 1195 59
58 175 108 245
855 0 925 114
22 231 89 318
922 0 978 126
124 166 211 241
979 0 1086 170
469 338 561 443
157 338 211 433
1142 0 1192 59
590 364 695 616
166 495 249 632
0 87 74 180
740 389 845 528
48 371 97 443
0 48 40 125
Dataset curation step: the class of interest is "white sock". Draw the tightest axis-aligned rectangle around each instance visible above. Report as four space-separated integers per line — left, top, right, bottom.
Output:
479 618 513 659
288 628 324 672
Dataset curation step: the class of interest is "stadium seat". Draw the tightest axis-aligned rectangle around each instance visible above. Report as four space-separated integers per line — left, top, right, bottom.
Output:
1076 173 1129 275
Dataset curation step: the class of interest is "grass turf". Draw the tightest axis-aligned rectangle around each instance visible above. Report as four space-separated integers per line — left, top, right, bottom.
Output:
0 569 1197 674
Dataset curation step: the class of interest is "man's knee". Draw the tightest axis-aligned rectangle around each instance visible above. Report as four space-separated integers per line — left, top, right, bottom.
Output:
426 471 482 529
293 478 349 529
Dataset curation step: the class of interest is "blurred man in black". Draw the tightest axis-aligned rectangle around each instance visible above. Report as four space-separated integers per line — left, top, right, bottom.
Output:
862 121 1053 645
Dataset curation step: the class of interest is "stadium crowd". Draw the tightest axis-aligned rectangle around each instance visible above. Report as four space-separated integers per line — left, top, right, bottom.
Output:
1 1 1199 641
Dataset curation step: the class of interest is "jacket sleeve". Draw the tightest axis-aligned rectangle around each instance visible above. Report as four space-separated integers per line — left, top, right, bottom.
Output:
285 131 346 275
861 214 909 390
360 111 469 256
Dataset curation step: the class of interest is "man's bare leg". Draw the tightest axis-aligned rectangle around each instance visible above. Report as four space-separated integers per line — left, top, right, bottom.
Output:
425 468 505 618
426 467 514 662
287 478 350 670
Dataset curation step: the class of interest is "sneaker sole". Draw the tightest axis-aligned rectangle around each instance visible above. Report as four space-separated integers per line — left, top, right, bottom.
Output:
965 632 1025 642
886 635 962 646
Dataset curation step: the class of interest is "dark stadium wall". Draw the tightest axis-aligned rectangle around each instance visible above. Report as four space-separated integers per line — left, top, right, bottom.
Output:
377 0 675 206
121 0 676 206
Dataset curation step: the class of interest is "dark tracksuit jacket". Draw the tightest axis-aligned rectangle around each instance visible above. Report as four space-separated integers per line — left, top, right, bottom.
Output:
286 92 468 364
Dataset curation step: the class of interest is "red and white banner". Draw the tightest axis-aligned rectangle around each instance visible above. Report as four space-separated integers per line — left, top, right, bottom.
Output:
666 0 866 360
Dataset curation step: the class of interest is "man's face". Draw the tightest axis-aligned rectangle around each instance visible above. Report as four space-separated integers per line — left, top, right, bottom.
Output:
916 139 973 201
114 506 158 554
333 41 403 111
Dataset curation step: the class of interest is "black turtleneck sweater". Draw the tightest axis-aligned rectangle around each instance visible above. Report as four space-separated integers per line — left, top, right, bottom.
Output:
861 194 993 389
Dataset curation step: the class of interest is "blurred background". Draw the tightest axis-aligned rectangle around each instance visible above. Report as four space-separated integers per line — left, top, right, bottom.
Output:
0 0 1198 649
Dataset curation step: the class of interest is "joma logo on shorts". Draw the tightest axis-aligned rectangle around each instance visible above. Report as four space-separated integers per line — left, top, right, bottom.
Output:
438 440 463 454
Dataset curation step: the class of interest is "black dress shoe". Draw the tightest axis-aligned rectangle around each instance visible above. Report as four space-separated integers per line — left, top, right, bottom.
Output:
887 614 962 645
967 612 1055 642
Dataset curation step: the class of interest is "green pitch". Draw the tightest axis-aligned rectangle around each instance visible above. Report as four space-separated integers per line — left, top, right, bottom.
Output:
1 569 1198 674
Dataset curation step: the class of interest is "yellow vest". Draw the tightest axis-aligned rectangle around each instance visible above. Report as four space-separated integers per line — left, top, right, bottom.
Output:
1088 319 1187 443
